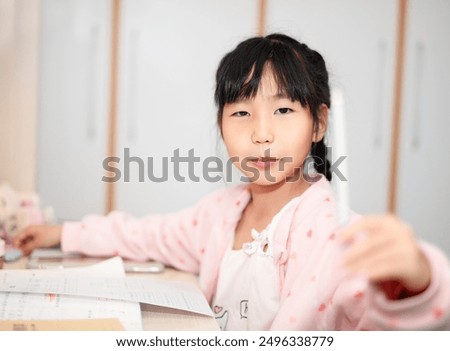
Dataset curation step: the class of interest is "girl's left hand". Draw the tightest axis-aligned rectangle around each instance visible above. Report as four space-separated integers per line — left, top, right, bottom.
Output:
340 214 431 295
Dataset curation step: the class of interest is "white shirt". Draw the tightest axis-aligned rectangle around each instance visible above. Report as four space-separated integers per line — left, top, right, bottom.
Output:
212 198 299 330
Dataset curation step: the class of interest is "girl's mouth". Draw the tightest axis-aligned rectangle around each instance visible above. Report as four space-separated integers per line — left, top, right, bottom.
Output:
248 157 279 170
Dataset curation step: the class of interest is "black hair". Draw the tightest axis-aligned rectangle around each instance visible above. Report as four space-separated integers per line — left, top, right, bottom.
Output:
214 33 332 180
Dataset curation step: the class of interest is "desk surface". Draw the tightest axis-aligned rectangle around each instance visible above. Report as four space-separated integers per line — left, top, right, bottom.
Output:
4 257 219 331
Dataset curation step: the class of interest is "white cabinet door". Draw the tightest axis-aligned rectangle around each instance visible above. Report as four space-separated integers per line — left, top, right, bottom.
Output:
116 0 258 215
397 0 450 256
266 0 397 214
37 0 111 220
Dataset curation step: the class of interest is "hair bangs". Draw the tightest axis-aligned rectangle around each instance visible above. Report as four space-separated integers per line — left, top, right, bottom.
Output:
266 43 313 107
215 38 270 107
215 37 315 114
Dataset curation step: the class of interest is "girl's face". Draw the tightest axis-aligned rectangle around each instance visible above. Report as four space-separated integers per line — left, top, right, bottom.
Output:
221 68 325 187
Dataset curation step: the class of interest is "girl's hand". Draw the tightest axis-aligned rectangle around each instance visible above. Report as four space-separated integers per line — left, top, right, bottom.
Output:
13 225 63 256
340 215 431 295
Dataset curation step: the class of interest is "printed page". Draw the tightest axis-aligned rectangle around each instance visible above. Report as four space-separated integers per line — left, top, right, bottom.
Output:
0 257 213 316
0 257 142 330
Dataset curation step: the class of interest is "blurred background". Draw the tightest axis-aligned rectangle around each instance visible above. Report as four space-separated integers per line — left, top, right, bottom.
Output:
1 0 449 255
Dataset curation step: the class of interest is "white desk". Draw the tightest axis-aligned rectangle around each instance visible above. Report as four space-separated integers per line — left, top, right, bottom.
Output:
3 258 219 331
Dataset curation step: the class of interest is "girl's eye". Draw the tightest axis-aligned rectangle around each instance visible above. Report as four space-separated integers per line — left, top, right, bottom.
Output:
275 107 293 115
232 111 250 117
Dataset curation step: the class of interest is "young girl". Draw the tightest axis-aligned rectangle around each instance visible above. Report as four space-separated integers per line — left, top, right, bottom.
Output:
14 33 450 331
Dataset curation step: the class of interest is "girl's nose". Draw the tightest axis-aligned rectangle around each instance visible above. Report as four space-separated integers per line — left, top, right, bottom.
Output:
251 118 274 144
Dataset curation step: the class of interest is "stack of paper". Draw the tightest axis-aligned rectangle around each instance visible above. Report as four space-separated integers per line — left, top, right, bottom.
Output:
0 257 142 330
0 257 214 331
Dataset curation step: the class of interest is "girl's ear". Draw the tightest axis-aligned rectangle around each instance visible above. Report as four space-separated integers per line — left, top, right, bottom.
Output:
313 104 329 142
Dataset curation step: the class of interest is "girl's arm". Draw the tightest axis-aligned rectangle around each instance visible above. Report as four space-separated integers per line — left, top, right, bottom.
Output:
14 224 63 255
337 215 450 329
272 211 450 330
60 191 221 273
328 216 450 330
341 215 431 296
15 189 223 274
366 241 450 329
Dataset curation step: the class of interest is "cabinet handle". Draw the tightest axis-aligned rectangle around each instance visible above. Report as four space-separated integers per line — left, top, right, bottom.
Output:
87 25 100 139
126 29 140 141
373 40 387 147
411 41 425 149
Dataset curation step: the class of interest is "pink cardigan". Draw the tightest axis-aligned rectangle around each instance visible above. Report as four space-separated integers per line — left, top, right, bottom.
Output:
62 177 450 330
